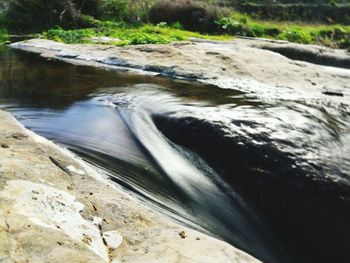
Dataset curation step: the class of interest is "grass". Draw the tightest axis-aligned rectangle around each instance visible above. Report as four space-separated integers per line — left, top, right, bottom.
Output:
1 9 349 49
0 27 9 45
44 17 350 49
216 13 350 48
43 22 232 46
0 0 349 49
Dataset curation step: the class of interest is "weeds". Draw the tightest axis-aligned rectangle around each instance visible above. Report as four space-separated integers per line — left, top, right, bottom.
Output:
215 13 350 48
43 23 232 46
0 28 8 45
149 0 229 32
1 0 349 48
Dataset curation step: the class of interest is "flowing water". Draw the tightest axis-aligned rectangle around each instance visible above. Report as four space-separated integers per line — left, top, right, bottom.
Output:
1 46 350 263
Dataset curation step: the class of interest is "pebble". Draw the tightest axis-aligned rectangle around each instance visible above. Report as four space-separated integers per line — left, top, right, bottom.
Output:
179 231 187 239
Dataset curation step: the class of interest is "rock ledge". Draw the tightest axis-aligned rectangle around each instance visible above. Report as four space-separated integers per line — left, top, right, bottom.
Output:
0 110 259 263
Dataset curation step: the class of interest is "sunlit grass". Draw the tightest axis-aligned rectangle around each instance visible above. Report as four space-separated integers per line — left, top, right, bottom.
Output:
217 12 350 48
43 22 233 46
2 10 350 49
0 27 9 45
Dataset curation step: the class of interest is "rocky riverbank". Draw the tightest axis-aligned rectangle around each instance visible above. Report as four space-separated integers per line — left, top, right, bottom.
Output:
2 37 350 262
10 38 350 102
0 110 259 262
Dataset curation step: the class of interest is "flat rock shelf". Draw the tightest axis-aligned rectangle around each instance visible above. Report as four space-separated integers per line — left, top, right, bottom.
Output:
0 110 259 263
2 37 350 263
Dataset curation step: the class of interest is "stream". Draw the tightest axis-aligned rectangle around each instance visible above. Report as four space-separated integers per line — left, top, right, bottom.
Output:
1 46 350 263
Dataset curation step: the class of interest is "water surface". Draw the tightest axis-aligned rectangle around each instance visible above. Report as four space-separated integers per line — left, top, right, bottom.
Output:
1 46 350 263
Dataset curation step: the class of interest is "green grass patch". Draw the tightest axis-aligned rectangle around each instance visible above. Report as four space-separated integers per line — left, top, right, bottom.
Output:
10 9 350 50
0 28 9 45
43 22 232 46
216 13 350 48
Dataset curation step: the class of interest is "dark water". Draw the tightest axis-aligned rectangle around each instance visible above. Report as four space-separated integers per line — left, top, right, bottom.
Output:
1 46 350 263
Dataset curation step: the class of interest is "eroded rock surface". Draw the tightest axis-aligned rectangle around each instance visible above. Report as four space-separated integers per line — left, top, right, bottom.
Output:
11 38 350 102
0 110 259 263
5 37 350 262
254 41 350 68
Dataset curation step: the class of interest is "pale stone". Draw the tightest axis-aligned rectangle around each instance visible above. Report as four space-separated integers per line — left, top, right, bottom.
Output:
0 110 260 262
102 230 123 249
11 38 350 103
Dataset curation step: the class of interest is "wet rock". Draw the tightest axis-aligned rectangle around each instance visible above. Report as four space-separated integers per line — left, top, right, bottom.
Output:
88 36 121 44
57 52 78 59
0 110 261 262
256 42 350 69
11 38 350 103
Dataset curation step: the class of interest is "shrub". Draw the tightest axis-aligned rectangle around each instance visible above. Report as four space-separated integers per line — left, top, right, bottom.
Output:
250 23 265 37
339 37 350 49
98 0 155 23
149 0 229 32
43 23 232 46
264 26 282 37
215 17 257 37
2 0 158 33
0 2 6 27
170 22 184 30
4 0 100 33
319 25 347 40
278 29 313 44
0 27 9 44
215 17 244 34
45 28 96 43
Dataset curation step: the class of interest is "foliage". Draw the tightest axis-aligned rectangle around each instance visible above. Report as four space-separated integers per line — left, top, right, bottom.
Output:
215 13 350 48
278 29 313 44
235 3 350 24
3 0 97 33
2 0 156 33
0 27 8 45
98 0 155 23
149 0 229 32
43 23 232 46
0 0 349 48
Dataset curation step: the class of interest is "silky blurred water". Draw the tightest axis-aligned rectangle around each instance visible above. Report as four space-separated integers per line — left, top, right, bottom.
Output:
1 46 350 263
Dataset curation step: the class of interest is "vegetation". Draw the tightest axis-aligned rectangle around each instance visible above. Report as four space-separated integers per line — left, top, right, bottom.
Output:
0 0 349 48
0 27 8 45
234 3 350 24
44 22 231 46
149 0 229 32
1 0 159 33
0 0 7 44
215 13 350 48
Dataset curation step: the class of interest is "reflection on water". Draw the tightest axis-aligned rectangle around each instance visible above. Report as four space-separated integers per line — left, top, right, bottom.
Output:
1 46 350 263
